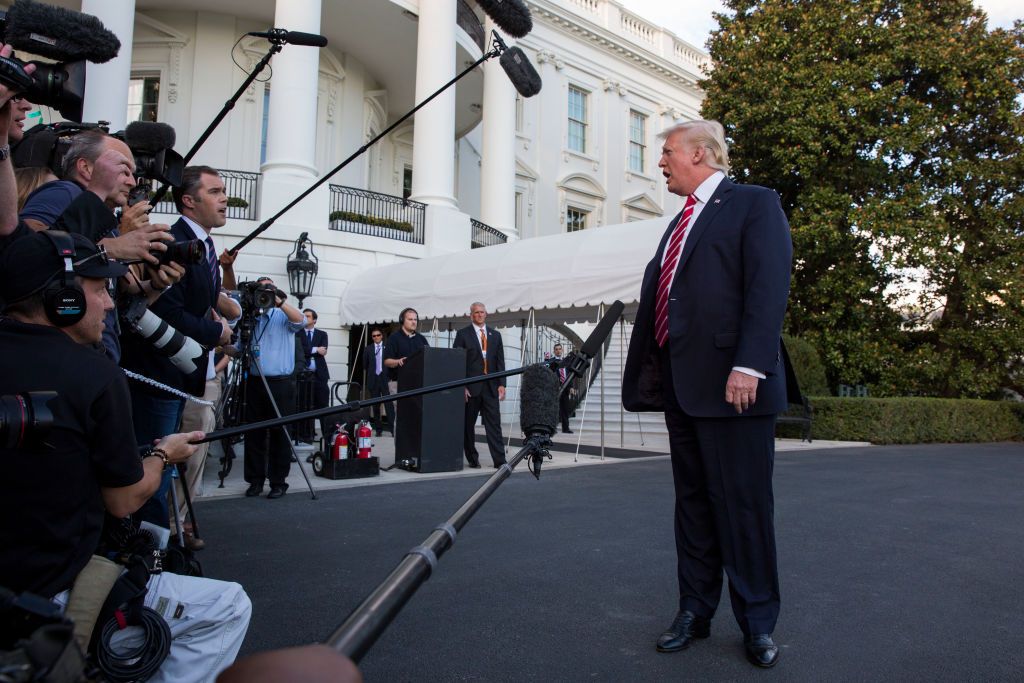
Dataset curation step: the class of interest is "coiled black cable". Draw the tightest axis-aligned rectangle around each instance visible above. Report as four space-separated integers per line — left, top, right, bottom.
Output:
94 605 171 682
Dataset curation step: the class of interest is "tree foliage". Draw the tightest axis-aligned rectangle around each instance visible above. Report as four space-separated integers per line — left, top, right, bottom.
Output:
701 0 1024 397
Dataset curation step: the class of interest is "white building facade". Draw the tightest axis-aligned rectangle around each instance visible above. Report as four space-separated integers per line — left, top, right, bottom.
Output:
26 0 708 383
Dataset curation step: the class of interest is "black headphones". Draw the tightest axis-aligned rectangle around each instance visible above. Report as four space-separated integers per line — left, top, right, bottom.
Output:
39 230 87 327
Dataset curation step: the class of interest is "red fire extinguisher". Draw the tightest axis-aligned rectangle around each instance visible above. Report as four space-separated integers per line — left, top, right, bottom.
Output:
331 425 349 461
357 421 373 459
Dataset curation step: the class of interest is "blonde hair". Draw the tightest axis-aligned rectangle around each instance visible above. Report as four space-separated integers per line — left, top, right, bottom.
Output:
658 120 730 174
15 166 58 211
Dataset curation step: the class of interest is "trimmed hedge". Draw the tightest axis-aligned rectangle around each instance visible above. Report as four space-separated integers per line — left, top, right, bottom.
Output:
802 397 1024 444
329 210 414 233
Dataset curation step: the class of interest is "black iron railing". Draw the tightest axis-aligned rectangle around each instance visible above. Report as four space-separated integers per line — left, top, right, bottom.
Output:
152 169 261 221
456 0 486 51
471 218 507 249
328 185 426 244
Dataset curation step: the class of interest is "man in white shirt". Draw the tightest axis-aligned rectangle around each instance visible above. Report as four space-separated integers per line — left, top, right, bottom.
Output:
452 302 506 468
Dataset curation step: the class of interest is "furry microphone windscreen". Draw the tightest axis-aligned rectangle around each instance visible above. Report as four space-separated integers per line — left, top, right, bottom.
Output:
499 46 542 97
519 363 559 438
473 0 533 38
5 0 121 63
124 121 176 153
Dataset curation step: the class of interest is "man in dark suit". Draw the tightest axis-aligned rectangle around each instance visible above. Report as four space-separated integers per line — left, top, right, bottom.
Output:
452 302 506 468
362 327 394 436
121 164 235 530
622 120 795 669
550 343 575 433
299 308 330 440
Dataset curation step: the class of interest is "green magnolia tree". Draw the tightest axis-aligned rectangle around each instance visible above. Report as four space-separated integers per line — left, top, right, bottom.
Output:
701 0 1024 397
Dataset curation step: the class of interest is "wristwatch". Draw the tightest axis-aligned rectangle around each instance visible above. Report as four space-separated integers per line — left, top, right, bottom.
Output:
0 145 10 161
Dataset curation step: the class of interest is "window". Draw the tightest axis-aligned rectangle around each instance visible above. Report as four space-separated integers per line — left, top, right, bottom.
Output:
629 110 647 173
260 87 271 165
567 86 588 153
403 166 414 200
566 206 588 232
126 74 160 123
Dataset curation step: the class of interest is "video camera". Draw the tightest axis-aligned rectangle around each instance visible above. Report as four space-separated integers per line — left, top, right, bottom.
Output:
0 0 122 122
237 280 285 314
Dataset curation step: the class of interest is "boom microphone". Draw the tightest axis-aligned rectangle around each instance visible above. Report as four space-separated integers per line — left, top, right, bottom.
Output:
499 46 542 98
473 0 533 38
2 0 121 63
580 300 625 358
519 364 559 439
124 121 176 153
246 29 328 47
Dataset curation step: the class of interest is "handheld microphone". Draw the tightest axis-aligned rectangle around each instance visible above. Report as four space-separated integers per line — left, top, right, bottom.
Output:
519 363 559 477
2 0 121 63
247 29 328 48
473 0 533 38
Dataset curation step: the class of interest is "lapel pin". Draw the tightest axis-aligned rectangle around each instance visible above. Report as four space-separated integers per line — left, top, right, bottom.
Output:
714 199 721 204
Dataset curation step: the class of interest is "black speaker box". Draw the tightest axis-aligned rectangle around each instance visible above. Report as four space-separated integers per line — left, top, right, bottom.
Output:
396 347 465 473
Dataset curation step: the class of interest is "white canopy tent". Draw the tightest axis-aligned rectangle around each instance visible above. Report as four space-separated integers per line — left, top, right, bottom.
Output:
339 218 668 328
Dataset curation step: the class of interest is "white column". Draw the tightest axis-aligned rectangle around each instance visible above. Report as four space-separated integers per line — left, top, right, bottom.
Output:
479 19 517 239
81 0 135 129
261 0 322 179
409 0 457 208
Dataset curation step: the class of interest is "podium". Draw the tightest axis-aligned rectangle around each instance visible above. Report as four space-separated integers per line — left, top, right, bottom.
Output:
395 347 465 472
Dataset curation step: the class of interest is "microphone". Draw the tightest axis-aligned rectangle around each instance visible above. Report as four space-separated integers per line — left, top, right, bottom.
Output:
499 46 542 98
580 301 625 358
3 0 121 63
473 0 533 39
247 29 328 47
519 363 559 478
124 121 176 153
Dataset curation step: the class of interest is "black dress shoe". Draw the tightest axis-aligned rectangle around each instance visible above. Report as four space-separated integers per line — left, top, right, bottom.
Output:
245 484 263 497
467 461 481 469
744 634 779 668
562 429 573 434
656 610 711 653
267 486 286 499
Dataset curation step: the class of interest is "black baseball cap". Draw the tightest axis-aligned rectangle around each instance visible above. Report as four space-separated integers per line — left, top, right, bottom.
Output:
0 230 128 307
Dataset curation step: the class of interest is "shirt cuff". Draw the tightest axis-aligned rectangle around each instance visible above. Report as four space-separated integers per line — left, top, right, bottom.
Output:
732 366 766 380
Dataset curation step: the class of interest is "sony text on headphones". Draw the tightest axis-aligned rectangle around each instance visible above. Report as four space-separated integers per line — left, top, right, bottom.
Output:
39 230 87 327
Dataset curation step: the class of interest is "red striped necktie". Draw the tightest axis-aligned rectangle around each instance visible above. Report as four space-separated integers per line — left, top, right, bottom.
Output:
654 195 698 347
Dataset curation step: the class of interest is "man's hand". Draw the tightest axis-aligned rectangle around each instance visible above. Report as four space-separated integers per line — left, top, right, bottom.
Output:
119 200 152 234
146 261 185 293
213 310 233 345
464 388 470 402
0 43 35 114
725 370 759 414
498 386 506 401
156 431 205 465
100 222 172 264
219 249 237 269
316 346 327 356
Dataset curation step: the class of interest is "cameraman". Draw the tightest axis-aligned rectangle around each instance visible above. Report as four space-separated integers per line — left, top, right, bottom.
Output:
0 231 251 682
241 277 304 499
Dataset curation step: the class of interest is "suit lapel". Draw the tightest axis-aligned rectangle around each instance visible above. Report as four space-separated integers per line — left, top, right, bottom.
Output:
675 178 733 274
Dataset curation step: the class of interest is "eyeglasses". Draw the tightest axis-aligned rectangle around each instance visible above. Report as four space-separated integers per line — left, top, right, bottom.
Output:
73 245 111 269
371 333 382 338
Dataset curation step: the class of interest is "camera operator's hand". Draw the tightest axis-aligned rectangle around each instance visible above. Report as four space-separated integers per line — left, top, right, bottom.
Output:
119 200 152 234
212 310 234 346
274 289 287 307
100 222 173 265
0 43 35 112
146 260 185 294
156 431 205 465
218 249 238 290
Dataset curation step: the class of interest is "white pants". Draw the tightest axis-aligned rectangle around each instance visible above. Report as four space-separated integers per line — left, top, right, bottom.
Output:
58 572 251 683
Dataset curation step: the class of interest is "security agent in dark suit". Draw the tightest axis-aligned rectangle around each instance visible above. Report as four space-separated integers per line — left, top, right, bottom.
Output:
622 120 796 669
550 343 575 433
452 302 507 468
299 308 330 438
362 327 394 436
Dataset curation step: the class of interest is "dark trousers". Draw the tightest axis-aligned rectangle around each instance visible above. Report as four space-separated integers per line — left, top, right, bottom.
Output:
131 392 185 528
244 375 296 488
312 379 330 440
559 391 572 432
463 389 506 467
661 353 780 636
367 372 393 433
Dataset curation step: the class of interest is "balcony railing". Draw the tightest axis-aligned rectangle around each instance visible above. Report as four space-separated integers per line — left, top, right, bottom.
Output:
456 0 485 51
152 169 261 221
471 219 507 249
328 185 426 244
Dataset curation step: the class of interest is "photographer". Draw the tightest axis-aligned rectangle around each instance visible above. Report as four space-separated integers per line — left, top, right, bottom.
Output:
0 231 251 682
0 42 35 240
240 277 304 499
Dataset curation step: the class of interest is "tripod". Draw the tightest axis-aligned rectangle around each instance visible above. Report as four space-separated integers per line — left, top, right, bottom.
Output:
216 304 318 499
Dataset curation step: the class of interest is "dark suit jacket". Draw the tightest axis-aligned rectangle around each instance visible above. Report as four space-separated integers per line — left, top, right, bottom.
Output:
362 342 388 388
622 178 798 418
298 327 329 382
120 218 222 397
452 325 505 397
